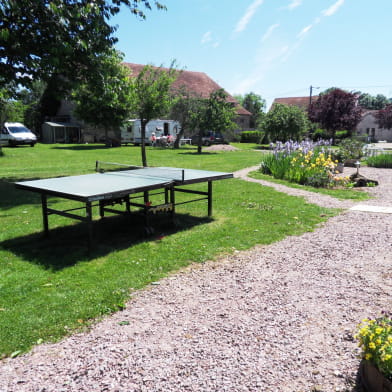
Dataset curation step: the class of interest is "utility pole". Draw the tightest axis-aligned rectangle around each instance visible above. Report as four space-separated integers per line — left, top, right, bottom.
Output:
309 85 319 106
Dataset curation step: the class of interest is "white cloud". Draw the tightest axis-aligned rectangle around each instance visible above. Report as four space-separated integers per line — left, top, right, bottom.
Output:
234 0 264 34
297 17 320 39
201 31 212 45
322 0 345 17
262 23 280 42
287 0 303 10
297 24 313 39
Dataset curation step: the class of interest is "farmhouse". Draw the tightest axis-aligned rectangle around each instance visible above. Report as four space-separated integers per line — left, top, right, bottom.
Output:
43 64 251 144
355 110 392 142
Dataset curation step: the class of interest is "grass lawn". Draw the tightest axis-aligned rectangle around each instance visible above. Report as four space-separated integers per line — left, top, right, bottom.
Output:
0 143 340 357
249 167 371 201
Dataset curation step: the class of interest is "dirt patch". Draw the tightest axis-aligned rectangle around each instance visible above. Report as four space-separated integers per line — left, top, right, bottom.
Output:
204 144 239 151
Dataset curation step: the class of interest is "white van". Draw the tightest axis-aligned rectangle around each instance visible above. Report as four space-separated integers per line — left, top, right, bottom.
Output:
1 122 37 147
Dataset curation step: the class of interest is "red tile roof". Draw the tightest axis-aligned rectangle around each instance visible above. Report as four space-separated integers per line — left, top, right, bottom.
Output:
271 96 317 111
123 63 251 116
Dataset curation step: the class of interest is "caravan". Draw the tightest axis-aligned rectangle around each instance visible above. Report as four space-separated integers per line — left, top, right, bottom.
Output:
121 119 181 145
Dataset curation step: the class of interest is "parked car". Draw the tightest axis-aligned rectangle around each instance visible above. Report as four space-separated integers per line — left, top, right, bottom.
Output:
1 122 37 146
191 131 227 146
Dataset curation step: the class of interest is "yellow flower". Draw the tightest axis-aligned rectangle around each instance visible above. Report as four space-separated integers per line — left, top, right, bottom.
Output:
375 327 383 335
365 353 373 360
369 342 376 349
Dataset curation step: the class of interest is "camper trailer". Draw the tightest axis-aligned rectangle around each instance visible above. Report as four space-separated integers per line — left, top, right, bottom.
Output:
121 119 181 145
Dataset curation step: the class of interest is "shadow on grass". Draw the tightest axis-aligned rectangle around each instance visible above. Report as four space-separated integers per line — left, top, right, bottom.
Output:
0 179 43 210
51 145 110 151
178 151 219 155
1 212 211 270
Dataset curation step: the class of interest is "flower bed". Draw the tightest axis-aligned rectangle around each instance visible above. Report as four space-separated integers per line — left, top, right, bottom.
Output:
260 140 350 188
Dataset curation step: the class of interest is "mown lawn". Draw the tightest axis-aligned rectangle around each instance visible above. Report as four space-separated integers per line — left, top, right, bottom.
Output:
1 143 339 357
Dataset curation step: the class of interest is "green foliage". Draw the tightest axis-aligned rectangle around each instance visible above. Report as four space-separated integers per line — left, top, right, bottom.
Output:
240 131 264 143
0 143 335 356
260 148 351 188
0 0 166 89
72 50 134 132
311 128 328 141
366 153 392 168
358 93 390 110
130 62 179 165
338 138 365 160
335 130 350 140
235 92 266 129
192 89 237 153
169 86 201 148
356 315 392 380
264 103 308 142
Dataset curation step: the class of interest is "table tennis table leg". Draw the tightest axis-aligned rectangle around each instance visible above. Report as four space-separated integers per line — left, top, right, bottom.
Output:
208 181 212 217
41 193 49 237
86 201 93 250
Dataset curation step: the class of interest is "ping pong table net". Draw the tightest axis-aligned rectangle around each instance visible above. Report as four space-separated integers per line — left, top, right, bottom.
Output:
95 161 185 182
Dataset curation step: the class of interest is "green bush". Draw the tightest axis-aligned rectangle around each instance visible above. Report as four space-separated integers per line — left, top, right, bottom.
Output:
335 130 350 140
338 138 365 160
241 131 264 143
367 153 392 168
311 128 328 141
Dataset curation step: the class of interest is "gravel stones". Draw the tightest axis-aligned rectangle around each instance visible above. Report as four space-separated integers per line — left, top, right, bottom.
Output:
0 167 391 392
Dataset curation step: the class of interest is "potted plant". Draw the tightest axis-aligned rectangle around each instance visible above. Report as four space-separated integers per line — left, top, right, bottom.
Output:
356 313 392 391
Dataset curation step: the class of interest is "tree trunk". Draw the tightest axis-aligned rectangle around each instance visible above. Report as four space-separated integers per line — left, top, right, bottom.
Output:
173 128 185 149
141 120 148 167
197 129 203 154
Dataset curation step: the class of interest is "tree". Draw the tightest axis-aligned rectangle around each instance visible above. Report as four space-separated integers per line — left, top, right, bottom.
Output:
192 89 237 154
235 92 266 129
169 86 200 149
358 93 389 110
72 50 134 145
0 85 25 124
0 0 166 90
264 104 308 142
130 63 179 166
376 104 392 129
308 88 362 139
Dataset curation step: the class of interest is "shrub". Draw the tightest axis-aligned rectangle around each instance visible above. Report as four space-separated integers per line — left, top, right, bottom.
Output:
367 153 392 168
240 131 264 143
335 130 350 140
312 128 328 141
356 314 392 381
338 138 365 160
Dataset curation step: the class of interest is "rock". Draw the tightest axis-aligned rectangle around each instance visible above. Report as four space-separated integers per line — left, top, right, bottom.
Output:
349 173 379 187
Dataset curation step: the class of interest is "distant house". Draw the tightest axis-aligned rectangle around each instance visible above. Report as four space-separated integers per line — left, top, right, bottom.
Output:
355 110 392 142
47 64 251 143
270 96 316 111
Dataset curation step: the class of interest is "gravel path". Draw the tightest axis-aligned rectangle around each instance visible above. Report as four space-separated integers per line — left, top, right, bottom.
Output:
1 167 391 392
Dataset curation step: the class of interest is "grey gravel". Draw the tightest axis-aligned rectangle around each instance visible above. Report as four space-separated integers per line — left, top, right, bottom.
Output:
1 166 391 392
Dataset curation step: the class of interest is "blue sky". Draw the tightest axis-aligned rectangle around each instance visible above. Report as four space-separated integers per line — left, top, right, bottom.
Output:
113 0 392 109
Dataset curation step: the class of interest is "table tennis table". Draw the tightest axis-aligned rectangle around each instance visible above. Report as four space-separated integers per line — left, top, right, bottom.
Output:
15 162 233 249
